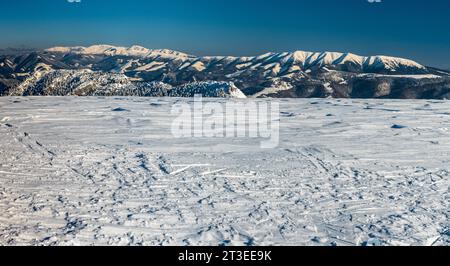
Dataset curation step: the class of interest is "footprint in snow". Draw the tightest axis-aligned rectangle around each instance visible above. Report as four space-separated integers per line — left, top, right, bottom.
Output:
391 124 408 129
111 107 130 112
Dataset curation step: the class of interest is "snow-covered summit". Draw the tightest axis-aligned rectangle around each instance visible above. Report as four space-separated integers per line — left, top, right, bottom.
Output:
276 51 426 71
45 45 192 59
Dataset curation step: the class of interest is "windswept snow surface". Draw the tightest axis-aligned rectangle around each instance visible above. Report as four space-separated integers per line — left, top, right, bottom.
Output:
0 97 449 246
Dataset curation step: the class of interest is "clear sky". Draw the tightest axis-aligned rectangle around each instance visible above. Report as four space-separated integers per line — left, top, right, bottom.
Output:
0 0 449 68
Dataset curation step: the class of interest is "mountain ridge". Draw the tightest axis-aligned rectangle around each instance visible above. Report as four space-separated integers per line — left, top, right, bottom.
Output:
1 44 449 99
44 44 428 73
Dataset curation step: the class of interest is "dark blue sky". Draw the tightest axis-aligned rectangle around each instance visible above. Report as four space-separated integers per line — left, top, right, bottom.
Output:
1 0 449 68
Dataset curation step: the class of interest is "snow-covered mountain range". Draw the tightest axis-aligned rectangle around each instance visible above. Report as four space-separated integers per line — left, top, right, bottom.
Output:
1 44 449 99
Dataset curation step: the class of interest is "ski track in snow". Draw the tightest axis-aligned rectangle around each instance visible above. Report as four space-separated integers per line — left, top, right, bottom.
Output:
0 97 449 246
